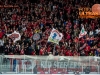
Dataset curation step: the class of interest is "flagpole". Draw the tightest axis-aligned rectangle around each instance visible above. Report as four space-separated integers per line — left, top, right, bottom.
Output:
53 43 56 55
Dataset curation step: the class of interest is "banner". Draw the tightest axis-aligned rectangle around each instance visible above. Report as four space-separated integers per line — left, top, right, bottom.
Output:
16 59 68 69
14 59 98 69
48 28 63 44
79 26 87 38
7 31 21 43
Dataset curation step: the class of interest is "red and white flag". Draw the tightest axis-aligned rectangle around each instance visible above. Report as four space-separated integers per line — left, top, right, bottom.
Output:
79 26 87 38
7 31 21 43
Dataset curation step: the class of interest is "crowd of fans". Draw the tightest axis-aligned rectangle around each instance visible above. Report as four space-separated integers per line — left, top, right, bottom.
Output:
0 0 100 56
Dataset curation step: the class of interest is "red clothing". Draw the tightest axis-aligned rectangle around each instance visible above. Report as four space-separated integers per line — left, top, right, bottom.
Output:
84 45 91 56
31 51 35 55
0 31 3 39
12 14 17 20
67 34 71 40
61 45 65 50
27 27 31 32
28 32 33 38
81 38 85 43
39 48 44 55
84 45 90 52
74 37 79 43
65 50 73 56
20 49 24 55
47 47 51 52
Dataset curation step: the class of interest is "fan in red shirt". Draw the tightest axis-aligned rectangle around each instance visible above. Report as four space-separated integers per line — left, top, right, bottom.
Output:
20 49 24 55
73 50 79 56
65 50 73 56
0 29 4 39
66 32 71 41
39 47 45 55
20 46 24 55
47 45 51 52
84 44 91 56
80 38 85 44
31 51 36 55
28 30 33 38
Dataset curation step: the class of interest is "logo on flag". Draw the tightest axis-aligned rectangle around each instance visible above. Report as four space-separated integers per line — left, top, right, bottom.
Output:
48 28 63 44
79 26 87 38
7 31 21 43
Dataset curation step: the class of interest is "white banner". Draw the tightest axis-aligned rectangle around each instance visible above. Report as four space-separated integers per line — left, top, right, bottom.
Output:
48 28 63 44
41 61 68 68
7 31 21 43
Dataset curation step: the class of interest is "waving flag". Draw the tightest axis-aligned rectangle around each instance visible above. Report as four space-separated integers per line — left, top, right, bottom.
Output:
79 26 87 38
48 28 63 44
7 31 21 43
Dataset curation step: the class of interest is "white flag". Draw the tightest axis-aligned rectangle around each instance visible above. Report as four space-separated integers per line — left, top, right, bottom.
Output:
48 28 63 44
7 31 21 43
79 26 87 38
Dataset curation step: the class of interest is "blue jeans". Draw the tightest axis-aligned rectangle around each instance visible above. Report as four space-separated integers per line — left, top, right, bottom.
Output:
13 64 16 72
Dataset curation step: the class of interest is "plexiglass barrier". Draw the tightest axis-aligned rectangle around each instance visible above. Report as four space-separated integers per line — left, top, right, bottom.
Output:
0 55 100 74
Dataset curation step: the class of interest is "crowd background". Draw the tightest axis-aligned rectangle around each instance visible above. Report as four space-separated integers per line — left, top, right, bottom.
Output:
0 0 100 56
